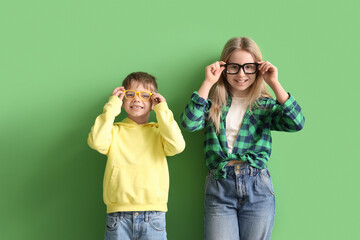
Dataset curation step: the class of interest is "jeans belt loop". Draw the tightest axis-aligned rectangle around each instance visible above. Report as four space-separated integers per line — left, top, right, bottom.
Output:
145 211 149 222
120 212 124 220
249 166 253 176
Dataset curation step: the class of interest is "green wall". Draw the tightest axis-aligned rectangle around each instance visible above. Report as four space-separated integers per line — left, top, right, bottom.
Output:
1 0 359 239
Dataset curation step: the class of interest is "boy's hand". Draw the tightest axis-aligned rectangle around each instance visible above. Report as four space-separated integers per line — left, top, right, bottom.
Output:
111 87 125 100
151 92 166 107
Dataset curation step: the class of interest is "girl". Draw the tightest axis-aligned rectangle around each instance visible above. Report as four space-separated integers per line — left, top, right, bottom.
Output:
180 37 305 240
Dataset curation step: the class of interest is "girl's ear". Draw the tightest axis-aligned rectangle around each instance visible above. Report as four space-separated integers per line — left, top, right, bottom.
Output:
221 70 227 80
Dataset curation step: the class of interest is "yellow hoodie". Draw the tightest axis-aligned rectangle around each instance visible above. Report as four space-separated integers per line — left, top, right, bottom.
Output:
88 96 185 213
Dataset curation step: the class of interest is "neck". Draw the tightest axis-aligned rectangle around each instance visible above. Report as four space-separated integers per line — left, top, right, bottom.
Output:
230 89 250 98
127 114 150 125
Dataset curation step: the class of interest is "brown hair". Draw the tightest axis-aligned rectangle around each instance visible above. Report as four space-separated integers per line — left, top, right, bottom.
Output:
209 37 273 133
122 72 158 92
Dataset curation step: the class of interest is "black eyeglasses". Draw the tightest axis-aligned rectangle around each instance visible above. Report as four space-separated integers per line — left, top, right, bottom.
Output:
222 63 259 74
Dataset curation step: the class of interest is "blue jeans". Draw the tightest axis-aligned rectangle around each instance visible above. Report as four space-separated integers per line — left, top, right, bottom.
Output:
104 211 167 240
204 164 275 240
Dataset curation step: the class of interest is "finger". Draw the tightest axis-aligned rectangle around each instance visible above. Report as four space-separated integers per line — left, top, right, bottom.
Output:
210 67 216 75
155 94 163 99
112 88 120 95
263 62 272 72
216 61 225 73
207 63 215 70
217 65 225 74
153 93 165 103
112 86 124 95
213 63 219 72
265 64 272 72
260 62 270 72
259 61 268 69
119 92 125 100
114 86 123 91
258 61 267 71
206 65 215 75
156 96 165 103
153 97 159 104
157 94 165 101
151 93 159 102
261 65 269 74
112 90 121 96
215 61 220 70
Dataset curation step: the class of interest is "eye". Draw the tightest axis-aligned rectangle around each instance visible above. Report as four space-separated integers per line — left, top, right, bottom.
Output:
126 91 135 97
245 64 256 70
141 92 150 98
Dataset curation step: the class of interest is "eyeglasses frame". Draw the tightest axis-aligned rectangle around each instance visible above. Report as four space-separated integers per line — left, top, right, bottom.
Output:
123 90 153 101
222 63 259 75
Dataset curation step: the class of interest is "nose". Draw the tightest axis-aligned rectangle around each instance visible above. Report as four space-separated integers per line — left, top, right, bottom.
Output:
237 67 246 76
132 93 141 102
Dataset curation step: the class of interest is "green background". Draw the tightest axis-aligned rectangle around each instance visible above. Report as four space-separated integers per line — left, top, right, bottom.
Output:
1 0 359 239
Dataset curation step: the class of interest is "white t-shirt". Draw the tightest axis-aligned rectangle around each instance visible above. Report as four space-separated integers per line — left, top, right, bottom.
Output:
226 97 248 153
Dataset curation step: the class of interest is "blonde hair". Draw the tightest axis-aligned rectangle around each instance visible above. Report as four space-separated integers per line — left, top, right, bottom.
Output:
209 37 273 133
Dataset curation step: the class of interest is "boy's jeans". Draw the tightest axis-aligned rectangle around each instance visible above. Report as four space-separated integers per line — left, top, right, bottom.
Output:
104 211 167 240
204 164 275 240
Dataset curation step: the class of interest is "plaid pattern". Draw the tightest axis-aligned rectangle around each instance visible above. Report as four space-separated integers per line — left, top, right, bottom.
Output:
180 91 305 179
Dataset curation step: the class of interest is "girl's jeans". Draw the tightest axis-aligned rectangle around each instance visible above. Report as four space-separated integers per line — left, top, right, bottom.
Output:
104 211 167 240
204 164 275 240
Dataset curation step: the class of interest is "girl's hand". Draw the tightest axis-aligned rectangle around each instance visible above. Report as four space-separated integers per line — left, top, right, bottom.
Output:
204 61 226 85
151 92 166 107
258 61 278 86
111 86 125 100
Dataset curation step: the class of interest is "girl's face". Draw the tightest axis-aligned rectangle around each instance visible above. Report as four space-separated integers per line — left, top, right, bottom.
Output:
226 49 257 97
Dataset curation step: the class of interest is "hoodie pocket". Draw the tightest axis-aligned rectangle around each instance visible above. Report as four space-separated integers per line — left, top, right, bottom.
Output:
107 166 120 204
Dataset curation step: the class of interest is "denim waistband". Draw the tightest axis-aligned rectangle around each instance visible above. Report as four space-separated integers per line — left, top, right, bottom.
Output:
210 163 264 177
108 211 163 222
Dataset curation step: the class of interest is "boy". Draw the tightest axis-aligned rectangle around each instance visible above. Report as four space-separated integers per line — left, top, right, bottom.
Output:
88 72 185 240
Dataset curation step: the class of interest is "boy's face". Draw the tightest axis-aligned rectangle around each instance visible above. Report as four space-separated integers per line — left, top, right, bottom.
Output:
122 81 153 124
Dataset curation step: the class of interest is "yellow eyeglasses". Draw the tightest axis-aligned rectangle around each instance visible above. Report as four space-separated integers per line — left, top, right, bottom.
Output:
124 90 153 101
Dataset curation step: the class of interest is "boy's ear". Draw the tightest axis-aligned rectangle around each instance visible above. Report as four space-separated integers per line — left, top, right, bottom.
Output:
151 98 154 110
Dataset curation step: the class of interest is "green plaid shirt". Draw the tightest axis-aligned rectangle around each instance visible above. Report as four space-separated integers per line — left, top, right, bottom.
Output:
180 91 305 179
